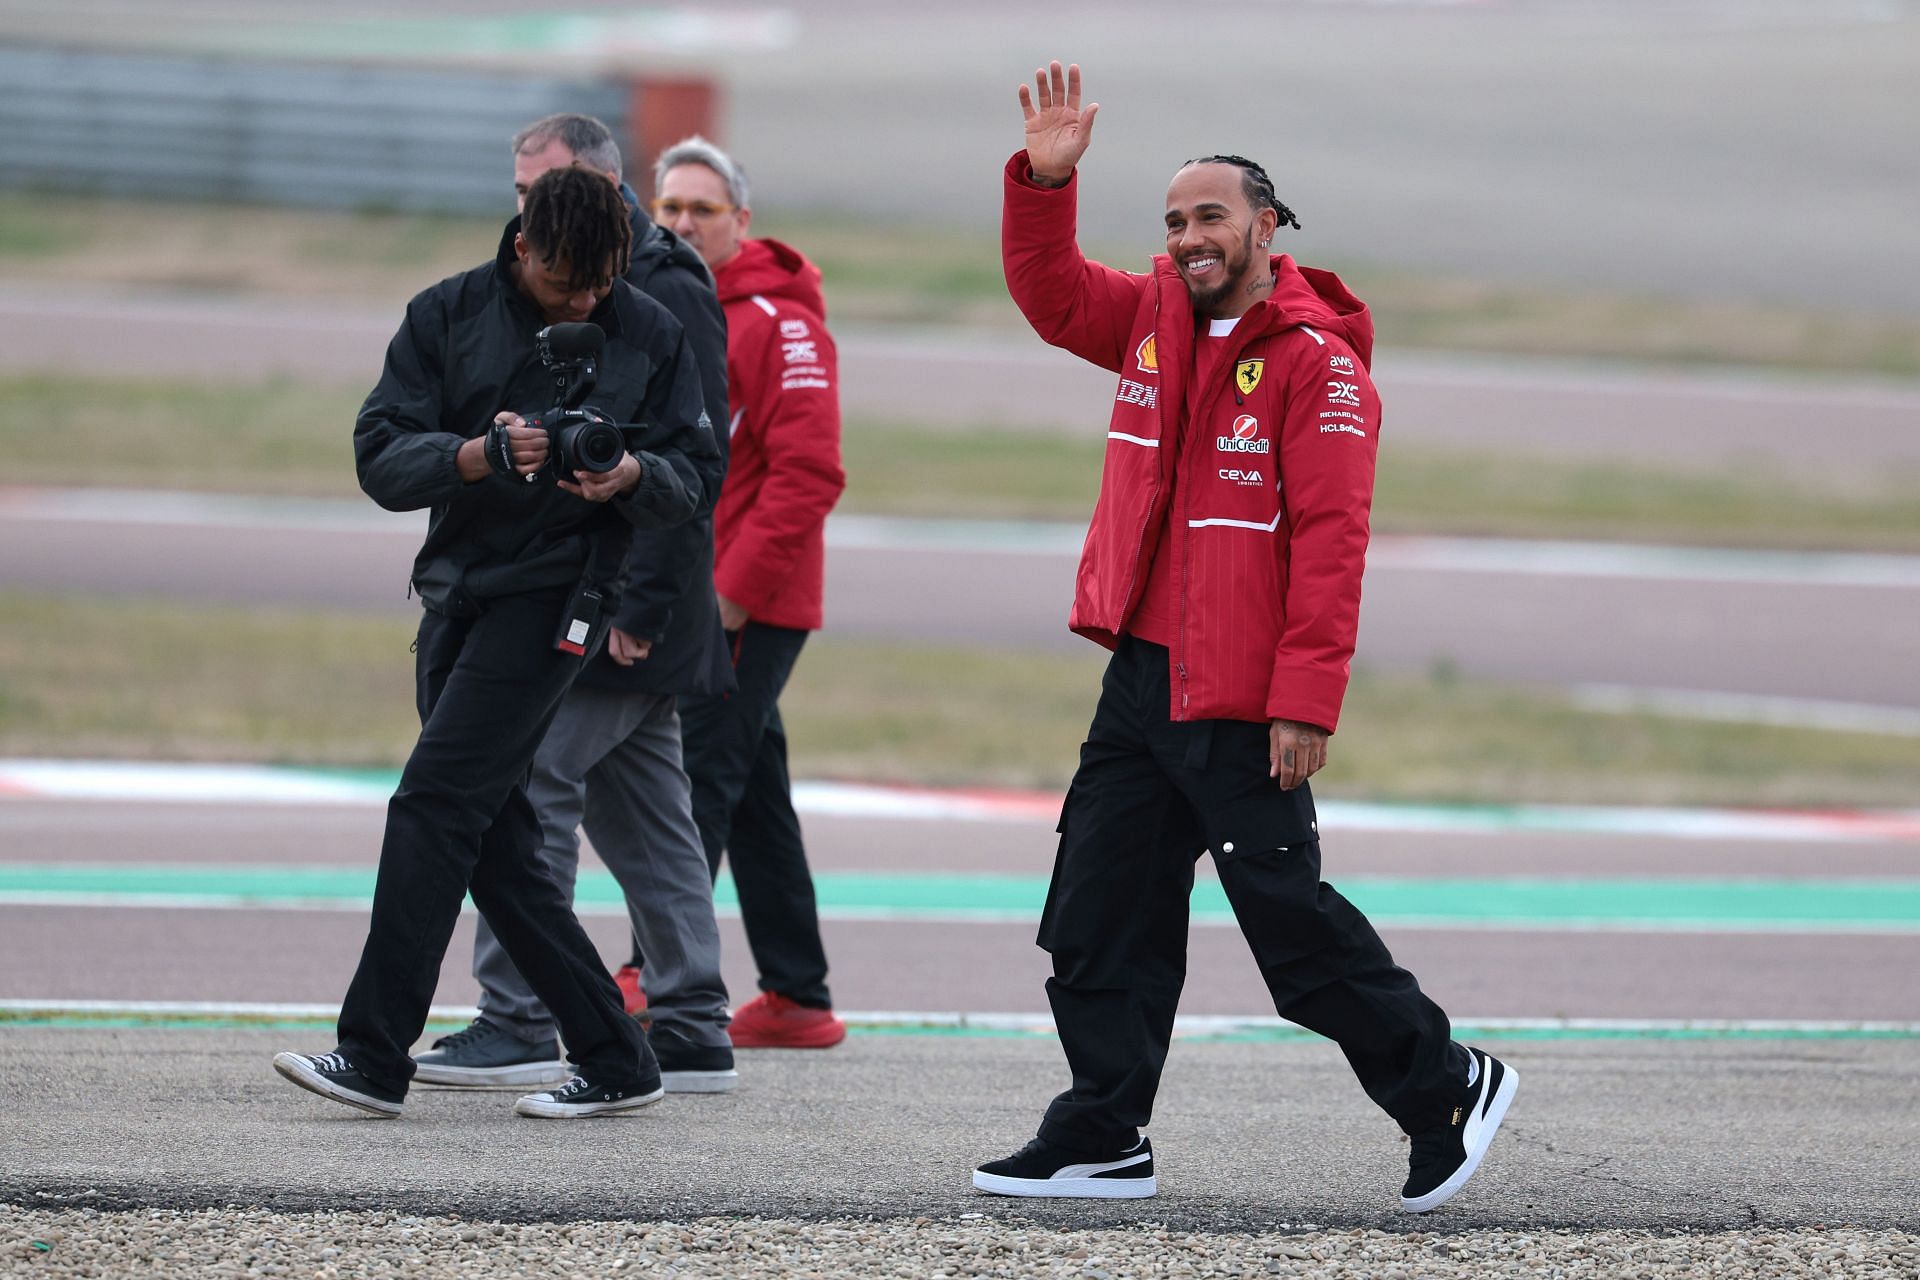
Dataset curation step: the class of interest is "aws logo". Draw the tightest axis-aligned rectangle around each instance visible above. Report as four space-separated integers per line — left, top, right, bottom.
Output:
1135 334 1158 374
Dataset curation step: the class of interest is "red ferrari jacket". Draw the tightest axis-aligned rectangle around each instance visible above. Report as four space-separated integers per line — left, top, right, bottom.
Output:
1003 151 1383 732
711 238 847 632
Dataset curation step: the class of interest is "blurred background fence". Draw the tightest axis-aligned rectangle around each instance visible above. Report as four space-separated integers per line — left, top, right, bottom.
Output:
0 46 651 212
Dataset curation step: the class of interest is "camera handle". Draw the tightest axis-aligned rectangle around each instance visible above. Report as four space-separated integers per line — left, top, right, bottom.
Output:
553 355 599 411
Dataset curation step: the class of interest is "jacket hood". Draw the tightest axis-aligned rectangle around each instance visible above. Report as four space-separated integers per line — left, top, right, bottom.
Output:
1153 252 1373 370
714 237 827 316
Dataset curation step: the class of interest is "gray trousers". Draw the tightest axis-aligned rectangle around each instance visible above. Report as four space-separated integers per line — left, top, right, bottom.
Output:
473 684 731 1048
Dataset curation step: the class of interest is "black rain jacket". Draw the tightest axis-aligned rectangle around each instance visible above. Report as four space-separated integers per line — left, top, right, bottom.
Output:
574 195 735 698
353 221 723 619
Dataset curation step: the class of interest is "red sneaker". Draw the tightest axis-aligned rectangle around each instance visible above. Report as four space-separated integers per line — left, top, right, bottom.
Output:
728 992 847 1049
613 965 649 1020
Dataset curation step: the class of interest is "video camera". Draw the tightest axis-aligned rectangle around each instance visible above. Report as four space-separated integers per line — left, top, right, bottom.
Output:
497 322 628 483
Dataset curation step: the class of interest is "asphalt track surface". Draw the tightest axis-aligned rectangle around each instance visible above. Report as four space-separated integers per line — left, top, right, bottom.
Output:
5 797 1920 1023
5 1029 1918 1232
9 487 1920 710
3 790 1919 1231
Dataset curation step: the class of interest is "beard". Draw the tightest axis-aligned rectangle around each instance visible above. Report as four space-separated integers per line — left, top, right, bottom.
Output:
1183 224 1258 313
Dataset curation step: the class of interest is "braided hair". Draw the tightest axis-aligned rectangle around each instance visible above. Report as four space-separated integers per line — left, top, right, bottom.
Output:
1182 154 1301 231
520 166 633 291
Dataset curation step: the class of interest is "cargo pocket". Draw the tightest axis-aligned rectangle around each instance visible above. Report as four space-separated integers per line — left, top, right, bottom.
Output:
1207 780 1319 865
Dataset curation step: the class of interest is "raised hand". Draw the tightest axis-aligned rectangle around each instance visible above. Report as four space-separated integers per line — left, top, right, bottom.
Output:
1018 61 1099 186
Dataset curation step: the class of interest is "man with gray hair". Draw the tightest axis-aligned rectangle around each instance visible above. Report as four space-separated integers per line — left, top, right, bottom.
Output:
651 135 848 1049
411 112 740 1093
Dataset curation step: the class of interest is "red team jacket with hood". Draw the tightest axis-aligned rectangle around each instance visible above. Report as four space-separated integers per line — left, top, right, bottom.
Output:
1002 151 1382 733
711 237 847 632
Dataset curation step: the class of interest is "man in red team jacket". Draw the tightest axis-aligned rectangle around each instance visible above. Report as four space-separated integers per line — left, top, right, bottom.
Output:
651 136 850 1049
971 63 1517 1213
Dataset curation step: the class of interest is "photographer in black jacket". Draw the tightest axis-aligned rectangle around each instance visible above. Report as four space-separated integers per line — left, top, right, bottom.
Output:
414 113 742 1095
273 166 723 1120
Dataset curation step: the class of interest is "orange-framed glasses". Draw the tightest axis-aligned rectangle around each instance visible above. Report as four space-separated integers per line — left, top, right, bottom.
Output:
649 198 736 220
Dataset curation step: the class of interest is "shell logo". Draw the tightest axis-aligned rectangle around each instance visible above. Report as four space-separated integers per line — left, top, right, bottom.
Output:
1231 414 1259 440
1135 334 1157 374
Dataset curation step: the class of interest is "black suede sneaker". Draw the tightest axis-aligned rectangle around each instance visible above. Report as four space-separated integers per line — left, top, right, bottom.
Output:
647 1023 739 1094
272 1050 405 1118
973 1136 1156 1198
513 1073 665 1119
411 1018 570 1088
1401 1046 1518 1212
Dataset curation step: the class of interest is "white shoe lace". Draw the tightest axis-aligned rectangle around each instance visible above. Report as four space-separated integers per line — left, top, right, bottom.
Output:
312 1052 350 1074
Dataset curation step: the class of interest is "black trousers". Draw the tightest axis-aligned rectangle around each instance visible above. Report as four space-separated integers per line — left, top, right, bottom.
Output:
335 589 650 1096
1037 636 1464 1155
679 621 832 1008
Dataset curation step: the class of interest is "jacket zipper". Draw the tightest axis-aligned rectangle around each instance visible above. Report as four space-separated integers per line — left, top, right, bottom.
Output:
1179 320 1261 719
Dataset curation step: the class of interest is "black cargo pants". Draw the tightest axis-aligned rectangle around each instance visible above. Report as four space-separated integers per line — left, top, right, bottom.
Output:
1036 636 1465 1155
335 587 651 1096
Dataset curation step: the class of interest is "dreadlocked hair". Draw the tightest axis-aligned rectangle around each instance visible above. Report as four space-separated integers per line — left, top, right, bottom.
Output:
1182 154 1301 231
521 166 632 291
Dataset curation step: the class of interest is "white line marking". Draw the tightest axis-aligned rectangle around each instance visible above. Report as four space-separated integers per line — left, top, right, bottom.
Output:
10 487 1919 588
4 760 1919 842
1573 685 1920 737
1106 431 1159 448
3 1000 1914 1038
2 892 1913 934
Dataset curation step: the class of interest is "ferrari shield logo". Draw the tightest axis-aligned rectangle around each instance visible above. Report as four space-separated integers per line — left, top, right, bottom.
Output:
1234 358 1264 396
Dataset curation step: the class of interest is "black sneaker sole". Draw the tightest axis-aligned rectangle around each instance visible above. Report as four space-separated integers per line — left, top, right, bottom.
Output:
512 1084 666 1118
273 1053 403 1118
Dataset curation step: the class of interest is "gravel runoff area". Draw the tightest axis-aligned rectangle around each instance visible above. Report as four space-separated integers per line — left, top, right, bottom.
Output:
4 1206 1917 1278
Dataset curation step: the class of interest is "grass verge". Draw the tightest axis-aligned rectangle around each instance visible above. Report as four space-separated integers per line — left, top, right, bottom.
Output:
4 193 1920 375
8 373 1919 551
4 593 1916 809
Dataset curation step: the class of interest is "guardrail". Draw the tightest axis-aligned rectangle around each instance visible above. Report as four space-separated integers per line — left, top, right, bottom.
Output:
0 45 632 213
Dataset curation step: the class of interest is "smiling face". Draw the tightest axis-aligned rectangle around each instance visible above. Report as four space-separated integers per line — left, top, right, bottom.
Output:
1164 163 1279 319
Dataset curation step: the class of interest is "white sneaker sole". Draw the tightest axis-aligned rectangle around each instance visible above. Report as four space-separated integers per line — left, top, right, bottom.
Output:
1401 1061 1519 1213
972 1170 1158 1198
512 1085 666 1118
272 1052 403 1118
662 1069 739 1094
411 1059 572 1089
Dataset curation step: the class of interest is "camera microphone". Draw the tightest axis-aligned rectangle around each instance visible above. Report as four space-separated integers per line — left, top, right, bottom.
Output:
538 322 606 364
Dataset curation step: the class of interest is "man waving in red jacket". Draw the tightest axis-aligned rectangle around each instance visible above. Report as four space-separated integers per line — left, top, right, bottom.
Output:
971 63 1517 1213
652 136 850 1049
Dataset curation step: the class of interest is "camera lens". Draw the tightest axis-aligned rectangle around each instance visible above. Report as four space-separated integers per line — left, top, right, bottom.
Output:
563 419 625 474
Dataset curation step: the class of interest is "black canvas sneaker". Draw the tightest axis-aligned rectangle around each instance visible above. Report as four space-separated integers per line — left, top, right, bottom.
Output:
973 1136 1156 1198
513 1073 665 1118
1401 1046 1518 1212
647 1023 739 1094
411 1018 570 1088
272 1050 405 1118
